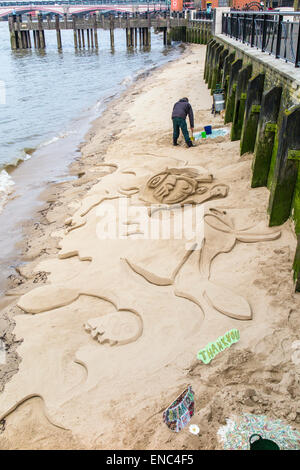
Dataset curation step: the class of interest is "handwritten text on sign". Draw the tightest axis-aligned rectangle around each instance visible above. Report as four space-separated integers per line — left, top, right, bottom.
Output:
197 329 240 364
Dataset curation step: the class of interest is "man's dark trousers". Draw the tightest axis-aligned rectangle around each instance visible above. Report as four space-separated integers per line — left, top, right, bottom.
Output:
172 117 192 145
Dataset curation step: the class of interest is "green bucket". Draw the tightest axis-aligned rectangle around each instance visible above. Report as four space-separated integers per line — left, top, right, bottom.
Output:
249 434 280 450
201 131 207 139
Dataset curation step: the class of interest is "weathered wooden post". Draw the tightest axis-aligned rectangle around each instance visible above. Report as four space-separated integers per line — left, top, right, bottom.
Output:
93 13 98 49
222 51 235 99
252 86 282 188
210 44 224 93
268 105 300 226
55 14 62 50
148 13 151 46
110 15 115 49
240 73 265 155
33 30 37 48
204 39 215 82
87 28 90 48
207 41 218 88
90 27 94 48
8 15 17 50
72 15 78 49
134 28 137 47
37 13 45 49
16 15 23 49
224 58 243 124
166 16 171 45
27 14 33 49
214 48 228 87
163 27 167 45
77 28 82 48
231 64 253 141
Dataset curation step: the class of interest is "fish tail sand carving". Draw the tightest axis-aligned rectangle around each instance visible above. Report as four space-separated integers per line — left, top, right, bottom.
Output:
0 394 69 431
125 208 281 321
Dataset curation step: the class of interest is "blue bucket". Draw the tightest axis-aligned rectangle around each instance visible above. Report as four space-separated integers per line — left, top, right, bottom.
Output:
204 125 212 135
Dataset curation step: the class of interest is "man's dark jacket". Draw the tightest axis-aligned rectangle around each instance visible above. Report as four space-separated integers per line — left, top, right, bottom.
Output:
171 98 194 128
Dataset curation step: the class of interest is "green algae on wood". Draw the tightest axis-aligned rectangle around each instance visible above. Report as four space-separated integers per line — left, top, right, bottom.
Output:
231 64 252 141
210 44 224 94
207 42 219 90
225 58 243 124
268 105 300 227
240 73 265 155
222 52 235 101
204 39 216 83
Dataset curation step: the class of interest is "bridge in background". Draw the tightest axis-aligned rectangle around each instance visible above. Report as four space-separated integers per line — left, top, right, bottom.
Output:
0 3 172 18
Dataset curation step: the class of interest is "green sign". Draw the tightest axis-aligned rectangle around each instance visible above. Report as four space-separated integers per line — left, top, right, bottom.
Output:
197 329 240 364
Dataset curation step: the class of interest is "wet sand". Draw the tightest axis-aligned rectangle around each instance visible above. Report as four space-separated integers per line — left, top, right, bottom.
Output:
0 44 299 450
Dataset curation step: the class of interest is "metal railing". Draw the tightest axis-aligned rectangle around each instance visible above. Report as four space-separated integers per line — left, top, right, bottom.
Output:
222 11 300 67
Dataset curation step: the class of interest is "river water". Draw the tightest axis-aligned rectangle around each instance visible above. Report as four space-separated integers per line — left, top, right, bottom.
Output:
0 20 180 291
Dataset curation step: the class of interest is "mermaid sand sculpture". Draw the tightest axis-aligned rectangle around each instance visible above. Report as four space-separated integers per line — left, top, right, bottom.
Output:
17 162 280 346
0 159 282 438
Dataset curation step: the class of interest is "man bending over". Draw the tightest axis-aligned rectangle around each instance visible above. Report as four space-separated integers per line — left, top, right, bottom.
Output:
171 97 194 148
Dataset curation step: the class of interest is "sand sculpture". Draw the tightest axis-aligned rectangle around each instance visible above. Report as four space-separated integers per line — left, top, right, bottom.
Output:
0 157 281 439
17 161 281 336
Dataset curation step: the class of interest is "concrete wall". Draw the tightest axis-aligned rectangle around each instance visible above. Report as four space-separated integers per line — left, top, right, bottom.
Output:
204 33 300 290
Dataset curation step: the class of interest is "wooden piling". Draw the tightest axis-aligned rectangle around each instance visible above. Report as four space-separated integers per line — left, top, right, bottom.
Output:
204 39 216 83
110 16 115 49
252 86 282 188
208 42 220 90
222 52 235 99
210 44 224 93
231 64 253 141
240 73 265 155
130 27 134 47
55 15 62 50
87 28 90 48
26 31 30 48
37 14 45 49
73 16 78 49
16 15 22 50
224 59 243 124
8 16 17 50
93 14 98 49
268 105 300 226
81 29 85 48
206 41 218 87
33 29 37 48
90 28 94 48
77 29 82 48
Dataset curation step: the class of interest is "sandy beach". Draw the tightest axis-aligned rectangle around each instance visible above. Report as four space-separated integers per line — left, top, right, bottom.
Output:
0 44 299 450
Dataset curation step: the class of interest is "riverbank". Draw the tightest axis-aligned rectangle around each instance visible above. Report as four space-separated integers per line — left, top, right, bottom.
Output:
0 44 299 450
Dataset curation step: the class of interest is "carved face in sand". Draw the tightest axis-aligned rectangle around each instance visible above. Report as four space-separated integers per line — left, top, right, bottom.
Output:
145 169 216 204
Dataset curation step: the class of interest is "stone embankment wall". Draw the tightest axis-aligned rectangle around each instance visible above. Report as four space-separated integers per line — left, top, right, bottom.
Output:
205 34 300 290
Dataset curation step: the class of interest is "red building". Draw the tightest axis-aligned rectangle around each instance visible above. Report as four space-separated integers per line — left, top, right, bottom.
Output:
201 0 294 9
